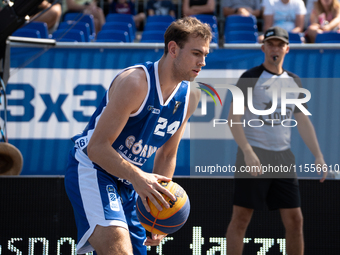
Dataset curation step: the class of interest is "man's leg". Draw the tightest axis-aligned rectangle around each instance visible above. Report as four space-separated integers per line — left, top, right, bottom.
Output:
280 208 304 255
89 225 133 255
226 205 254 255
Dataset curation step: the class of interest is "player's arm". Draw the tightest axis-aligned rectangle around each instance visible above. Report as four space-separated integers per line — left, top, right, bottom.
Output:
294 112 327 182
145 88 200 247
227 104 261 175
87 68 176 211
152 87 201 178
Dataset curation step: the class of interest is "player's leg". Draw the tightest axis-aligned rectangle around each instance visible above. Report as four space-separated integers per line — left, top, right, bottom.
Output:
227 147 272 254
226 205 253 255
268 177 303 254
64 148 134 254
268 149 303 254
280 208 304 255
88 225 133 255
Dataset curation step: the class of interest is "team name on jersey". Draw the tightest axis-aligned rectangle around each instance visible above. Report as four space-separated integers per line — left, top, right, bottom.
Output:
117 135 158 165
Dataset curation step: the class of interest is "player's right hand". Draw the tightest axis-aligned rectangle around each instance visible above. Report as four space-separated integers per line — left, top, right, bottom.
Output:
243 148 262 176
130 172 176 212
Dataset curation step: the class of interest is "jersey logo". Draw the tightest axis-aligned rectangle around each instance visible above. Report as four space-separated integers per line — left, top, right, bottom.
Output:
106 185 120 211
173 101 181 114
258 101 293 125
148 105 160 114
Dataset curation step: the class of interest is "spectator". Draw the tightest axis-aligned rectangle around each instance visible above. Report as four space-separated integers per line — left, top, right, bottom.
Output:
147 0 176 18
64 0 106 33
259 0 307 41
30 0 62 31
305 0 317 27
222 0 262 18
182 0 215 16
305 0 340 42
110 0 146 30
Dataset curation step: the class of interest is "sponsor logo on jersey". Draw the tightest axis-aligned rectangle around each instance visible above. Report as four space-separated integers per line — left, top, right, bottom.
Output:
173 101 181 114
148 105 160 114
106 185 120 211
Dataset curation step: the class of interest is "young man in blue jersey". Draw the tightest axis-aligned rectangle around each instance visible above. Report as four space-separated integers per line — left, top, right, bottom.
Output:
225 27 327 255
64 17 212 255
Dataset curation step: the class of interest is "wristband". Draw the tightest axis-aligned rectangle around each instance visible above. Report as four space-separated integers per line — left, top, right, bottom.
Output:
234 8 239 14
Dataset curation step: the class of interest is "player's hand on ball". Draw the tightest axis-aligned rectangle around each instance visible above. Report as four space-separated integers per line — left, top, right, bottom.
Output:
144 233 167 246
130 171 176 212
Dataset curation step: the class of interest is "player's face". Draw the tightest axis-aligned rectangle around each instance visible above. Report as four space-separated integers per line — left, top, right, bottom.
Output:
262 39 289 66
173 36 210 82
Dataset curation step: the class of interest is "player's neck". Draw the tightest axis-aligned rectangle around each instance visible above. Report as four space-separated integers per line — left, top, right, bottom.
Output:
158 57 180 101
263 61 283 75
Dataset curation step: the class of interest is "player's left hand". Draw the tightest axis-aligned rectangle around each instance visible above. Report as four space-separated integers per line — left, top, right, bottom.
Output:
315 156 328 183
144 233 167 246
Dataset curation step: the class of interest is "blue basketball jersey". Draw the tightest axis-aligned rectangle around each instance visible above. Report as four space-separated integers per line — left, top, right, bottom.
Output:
72 61 190 188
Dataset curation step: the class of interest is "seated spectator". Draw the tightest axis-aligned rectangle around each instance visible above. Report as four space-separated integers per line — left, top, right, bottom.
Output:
147 0 176 18
30 0 62 31
182 0 215 16
109 0 146 30
65 0 106 33
222 0 262 18
305 0 340 42
305 0 317 28
259 0 307 41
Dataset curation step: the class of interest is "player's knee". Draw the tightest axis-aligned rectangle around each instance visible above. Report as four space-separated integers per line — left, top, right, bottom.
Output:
89 226 133 255
285 213 303 232
231 214 252 230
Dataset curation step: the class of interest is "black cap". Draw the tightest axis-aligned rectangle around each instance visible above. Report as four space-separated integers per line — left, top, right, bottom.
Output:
263 26 289 44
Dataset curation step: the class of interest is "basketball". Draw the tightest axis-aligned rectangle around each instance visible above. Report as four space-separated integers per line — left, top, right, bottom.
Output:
136 180 190 235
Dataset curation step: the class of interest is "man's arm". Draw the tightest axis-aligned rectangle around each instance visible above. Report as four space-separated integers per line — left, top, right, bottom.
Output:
295 112 327 182
152 87 201 178
87 68 176 212
263 14 274 32
227 104 261 176
292 14 305 33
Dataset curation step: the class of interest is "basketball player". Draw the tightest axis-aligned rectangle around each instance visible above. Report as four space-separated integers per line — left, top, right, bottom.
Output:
225 27 327 255
64 17 212 255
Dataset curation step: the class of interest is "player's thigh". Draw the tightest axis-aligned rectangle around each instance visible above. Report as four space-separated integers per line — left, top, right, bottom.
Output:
267 178 301 210
89 225 133 255
233 177 272 210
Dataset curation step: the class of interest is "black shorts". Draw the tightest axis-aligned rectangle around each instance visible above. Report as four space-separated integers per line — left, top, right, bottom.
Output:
233 147 301 210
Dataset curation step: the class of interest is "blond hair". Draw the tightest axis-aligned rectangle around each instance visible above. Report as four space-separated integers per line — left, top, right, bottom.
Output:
314 0 340 17
164 17 212 55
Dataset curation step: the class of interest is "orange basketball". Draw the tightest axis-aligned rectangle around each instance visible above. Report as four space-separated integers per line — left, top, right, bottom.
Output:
136 180 190 235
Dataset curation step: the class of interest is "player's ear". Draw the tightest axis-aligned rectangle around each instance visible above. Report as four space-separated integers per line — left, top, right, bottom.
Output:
168 41 178 58
261 44 265 53
286 44 290 53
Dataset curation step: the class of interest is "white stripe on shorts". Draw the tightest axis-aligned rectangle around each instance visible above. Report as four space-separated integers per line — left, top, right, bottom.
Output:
75 149 129 254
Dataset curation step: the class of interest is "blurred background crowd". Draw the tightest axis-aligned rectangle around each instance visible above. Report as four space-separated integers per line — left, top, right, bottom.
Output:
1 0 340 44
